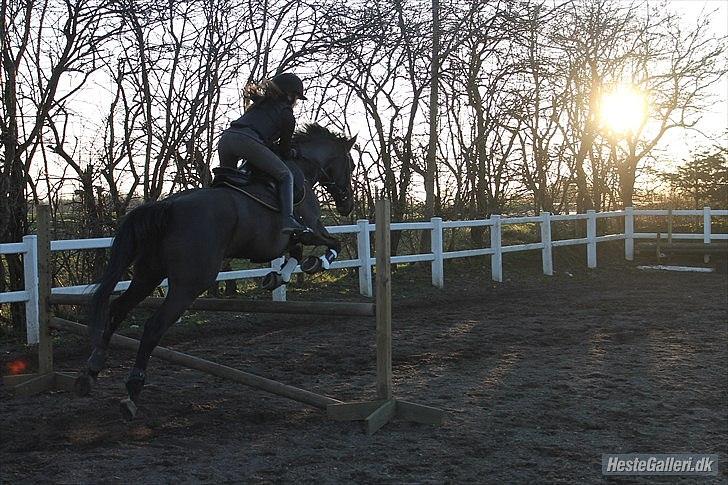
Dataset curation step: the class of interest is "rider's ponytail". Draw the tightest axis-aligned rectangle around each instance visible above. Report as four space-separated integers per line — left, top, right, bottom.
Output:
243 79 285 109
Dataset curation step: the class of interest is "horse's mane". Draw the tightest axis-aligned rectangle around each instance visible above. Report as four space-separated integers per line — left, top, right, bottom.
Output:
293 124 348 144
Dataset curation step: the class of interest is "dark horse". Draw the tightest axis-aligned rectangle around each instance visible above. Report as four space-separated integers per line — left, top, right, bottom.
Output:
77 125 356 419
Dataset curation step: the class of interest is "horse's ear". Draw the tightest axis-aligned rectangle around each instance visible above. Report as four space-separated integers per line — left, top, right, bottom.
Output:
346 135 357 150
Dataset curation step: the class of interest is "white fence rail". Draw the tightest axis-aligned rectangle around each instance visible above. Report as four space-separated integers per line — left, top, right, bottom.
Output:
2 207 725 344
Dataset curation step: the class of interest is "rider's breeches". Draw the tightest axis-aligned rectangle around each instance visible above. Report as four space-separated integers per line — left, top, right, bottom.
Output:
217 128 292 183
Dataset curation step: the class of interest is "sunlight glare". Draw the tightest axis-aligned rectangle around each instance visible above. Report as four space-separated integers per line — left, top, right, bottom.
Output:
7 359 28 375
598 84 648 136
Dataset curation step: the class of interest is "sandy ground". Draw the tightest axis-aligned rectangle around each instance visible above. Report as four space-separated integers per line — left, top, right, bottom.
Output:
1 257 726 483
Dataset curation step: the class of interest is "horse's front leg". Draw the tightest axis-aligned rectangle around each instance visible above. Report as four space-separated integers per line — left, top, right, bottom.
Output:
261 243 302 291
298 222 342 274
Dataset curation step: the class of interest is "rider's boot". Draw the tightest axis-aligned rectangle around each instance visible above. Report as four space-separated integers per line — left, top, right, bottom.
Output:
279 174 310 235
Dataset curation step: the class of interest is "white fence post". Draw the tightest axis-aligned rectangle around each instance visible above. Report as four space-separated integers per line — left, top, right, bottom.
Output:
624 206 634 261
431 217 444 288
587 210 597 268
271 257 286 301
23 235 40 344
356 219 373 297
540 212 553 276
703 206 711 263
490 215 503 282
703 207 711 243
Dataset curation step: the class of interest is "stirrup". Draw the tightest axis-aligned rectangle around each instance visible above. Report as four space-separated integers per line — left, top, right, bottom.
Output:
282 217 311 235
282 225 312 235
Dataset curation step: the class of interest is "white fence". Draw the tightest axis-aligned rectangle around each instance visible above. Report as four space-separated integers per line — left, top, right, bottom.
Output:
2 207 726 344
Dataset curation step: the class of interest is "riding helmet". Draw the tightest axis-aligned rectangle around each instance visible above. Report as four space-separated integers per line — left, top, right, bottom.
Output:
271 73 307 100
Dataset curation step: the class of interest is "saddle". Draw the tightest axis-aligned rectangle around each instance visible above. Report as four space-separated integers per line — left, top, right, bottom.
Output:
211 160 306 212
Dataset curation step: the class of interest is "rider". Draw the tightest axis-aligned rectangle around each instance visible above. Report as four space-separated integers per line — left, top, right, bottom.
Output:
218 72 309 234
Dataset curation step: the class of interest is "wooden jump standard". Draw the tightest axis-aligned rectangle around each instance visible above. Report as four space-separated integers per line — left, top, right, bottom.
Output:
4 200 444 434
325 200 444 433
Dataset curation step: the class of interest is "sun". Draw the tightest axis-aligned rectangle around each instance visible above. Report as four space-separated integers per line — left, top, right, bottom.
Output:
598 84 648 136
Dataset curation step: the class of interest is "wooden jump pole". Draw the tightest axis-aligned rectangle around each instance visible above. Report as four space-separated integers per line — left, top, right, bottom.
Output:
49 294 375 317
49 316 340 409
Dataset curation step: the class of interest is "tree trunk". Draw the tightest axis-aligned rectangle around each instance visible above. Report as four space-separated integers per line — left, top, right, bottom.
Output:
424 0 440 221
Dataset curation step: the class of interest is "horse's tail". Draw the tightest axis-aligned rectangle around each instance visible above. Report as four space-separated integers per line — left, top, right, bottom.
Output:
87 201 169 345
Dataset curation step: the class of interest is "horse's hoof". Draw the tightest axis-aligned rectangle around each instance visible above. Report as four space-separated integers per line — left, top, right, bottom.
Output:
301 256 323 274
120 398 138 421
74 370 96 397
261 271 284 290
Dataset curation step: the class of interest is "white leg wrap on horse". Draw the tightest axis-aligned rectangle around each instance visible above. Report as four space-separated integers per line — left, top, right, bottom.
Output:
319 255 330 270
281 258 298 283
319 249 337 270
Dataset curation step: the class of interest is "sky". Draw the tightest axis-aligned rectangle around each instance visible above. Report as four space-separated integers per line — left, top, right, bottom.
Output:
38 0 728 197
657 0 728 163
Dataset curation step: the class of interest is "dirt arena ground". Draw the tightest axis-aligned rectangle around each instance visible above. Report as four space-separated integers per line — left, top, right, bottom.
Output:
2 255 726 483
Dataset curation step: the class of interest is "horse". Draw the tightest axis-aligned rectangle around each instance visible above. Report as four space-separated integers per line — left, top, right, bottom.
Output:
75 124 356 420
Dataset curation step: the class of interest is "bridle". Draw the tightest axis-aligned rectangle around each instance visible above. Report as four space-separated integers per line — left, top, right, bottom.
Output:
296 147 353 206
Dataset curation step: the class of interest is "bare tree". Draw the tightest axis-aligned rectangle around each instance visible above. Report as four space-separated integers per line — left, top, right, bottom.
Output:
1 0 113 323
508 2 571 214
318 0 425 251
609 6 727 208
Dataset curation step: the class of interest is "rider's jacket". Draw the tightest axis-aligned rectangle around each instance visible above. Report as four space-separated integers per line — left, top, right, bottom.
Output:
229 98 295 157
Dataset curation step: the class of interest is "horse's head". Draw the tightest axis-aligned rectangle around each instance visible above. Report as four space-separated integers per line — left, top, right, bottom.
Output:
294 125 356 216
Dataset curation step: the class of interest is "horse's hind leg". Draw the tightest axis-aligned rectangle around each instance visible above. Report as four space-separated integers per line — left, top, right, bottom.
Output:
75 261 163 396
120 284 203 420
